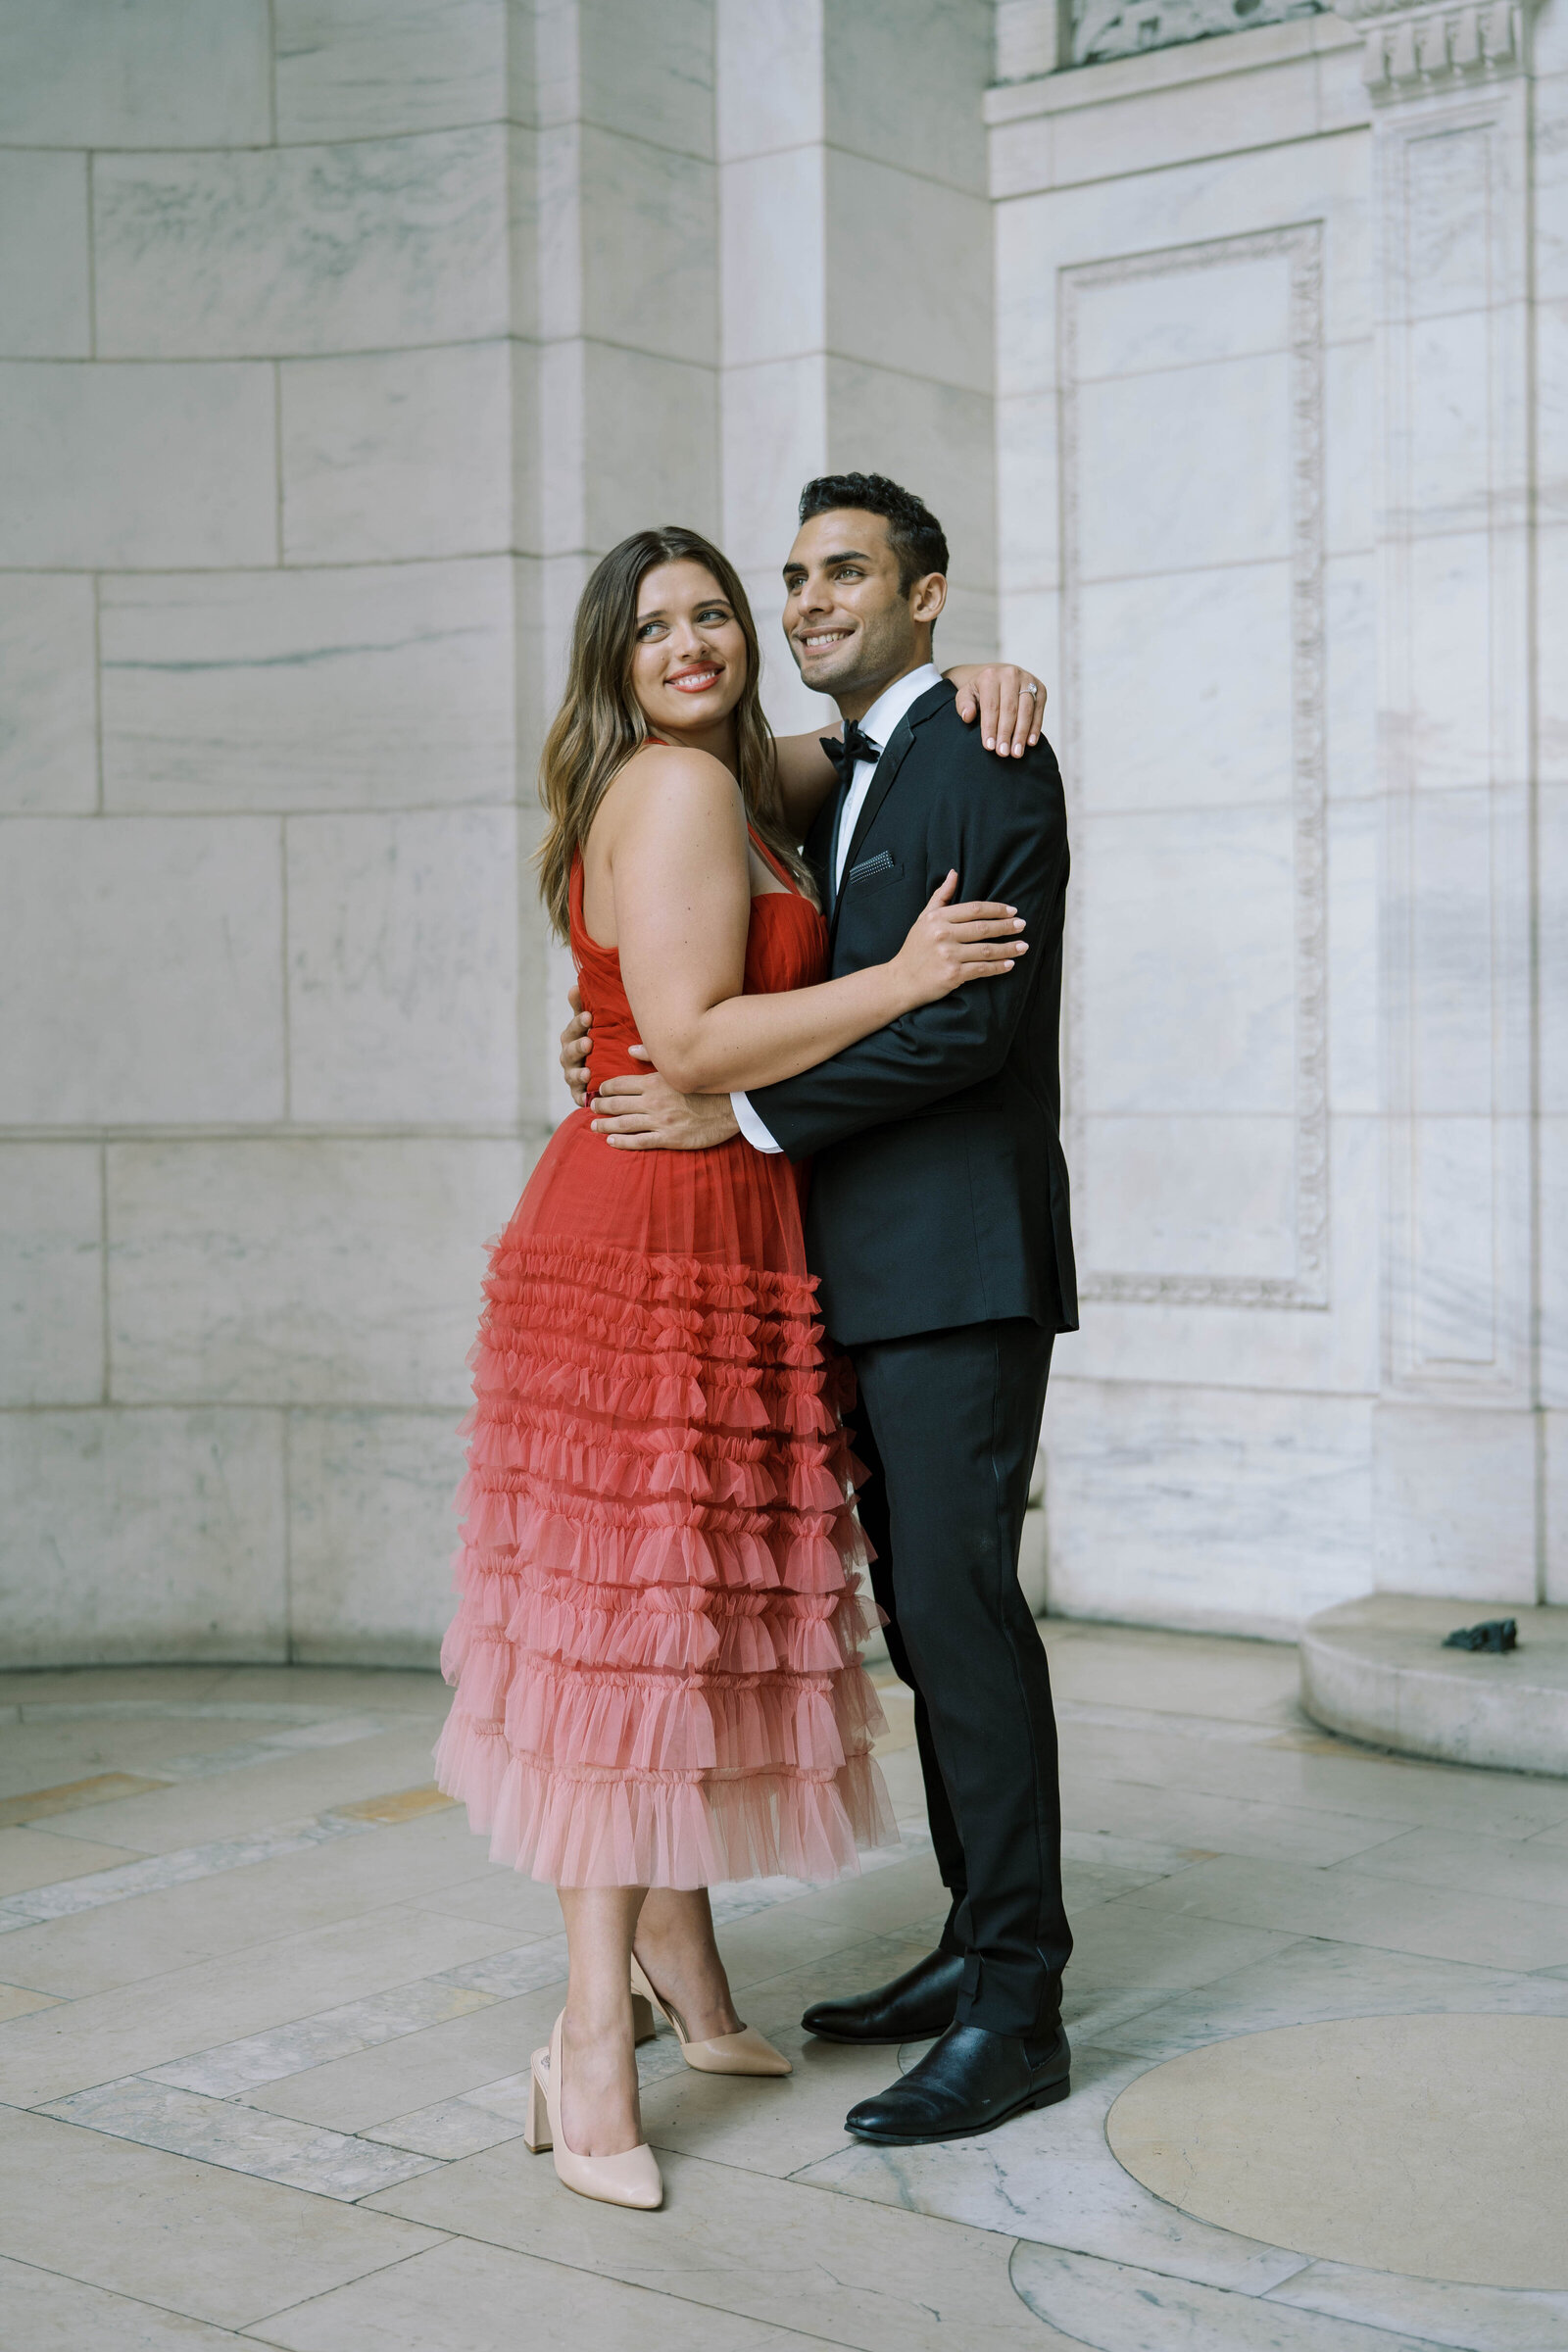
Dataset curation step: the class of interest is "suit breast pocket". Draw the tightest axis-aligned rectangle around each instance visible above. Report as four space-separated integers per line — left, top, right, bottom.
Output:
845 852 904 897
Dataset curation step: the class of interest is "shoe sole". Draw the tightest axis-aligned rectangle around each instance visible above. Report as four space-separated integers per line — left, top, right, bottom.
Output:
804 2023 955 2047
846 2073 1070 2146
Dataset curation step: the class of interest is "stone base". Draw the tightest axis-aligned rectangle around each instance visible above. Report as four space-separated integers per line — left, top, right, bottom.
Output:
1300 1595 1568 1778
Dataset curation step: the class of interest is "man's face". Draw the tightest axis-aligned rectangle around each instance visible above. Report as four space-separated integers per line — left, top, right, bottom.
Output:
781 510 945 700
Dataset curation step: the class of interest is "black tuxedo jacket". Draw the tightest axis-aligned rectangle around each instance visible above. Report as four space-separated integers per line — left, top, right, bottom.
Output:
749 678 1079 1348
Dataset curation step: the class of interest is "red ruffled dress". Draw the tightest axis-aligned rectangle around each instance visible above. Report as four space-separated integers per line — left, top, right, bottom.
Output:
433 834 898 1887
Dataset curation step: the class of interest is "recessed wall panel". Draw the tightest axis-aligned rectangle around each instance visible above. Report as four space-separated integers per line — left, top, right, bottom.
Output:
1061 223 1327 1308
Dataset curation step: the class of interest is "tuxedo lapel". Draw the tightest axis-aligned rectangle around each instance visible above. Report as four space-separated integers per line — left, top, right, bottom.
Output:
828 681 953 949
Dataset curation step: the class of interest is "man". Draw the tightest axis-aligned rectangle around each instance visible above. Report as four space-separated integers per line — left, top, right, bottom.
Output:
567 473 1078 2145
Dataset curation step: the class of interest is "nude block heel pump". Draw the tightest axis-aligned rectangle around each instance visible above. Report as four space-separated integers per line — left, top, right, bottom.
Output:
630 1952 792 2077
523 2011 662 2210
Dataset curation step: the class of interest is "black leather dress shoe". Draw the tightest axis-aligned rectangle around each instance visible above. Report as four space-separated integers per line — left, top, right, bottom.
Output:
844 2019 1071 2144
801 1948 963 2045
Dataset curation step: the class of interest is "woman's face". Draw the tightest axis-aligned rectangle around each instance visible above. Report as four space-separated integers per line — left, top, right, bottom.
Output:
629 561 749 738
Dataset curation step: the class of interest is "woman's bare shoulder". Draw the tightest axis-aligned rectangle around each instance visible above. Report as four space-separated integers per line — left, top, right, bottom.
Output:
601 742 745 844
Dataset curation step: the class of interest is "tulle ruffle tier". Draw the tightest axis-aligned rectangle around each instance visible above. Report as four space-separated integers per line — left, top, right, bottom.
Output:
435 1179 899 1889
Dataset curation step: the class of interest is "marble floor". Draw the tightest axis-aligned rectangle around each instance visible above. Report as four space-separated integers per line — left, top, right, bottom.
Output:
2 1625 1568 2351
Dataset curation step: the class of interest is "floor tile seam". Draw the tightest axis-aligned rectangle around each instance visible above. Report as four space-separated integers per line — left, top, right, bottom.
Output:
1119 1860 1568 1940
1005 2226 1320 2307
4 1933 530 2099
235 2233 464 2341
1 1825 155 1871
0 1815 385 1929
1056 1701 1297 1742
0 1795 483 1929
130 1966 521 2082
30 2086 454 2204
148 1976 517 2083
1252 2263 1522 2340
1061 1761 1432 1836
1098 1887 1553 1965
365 2164 1041 2342
1009 2242 1473 2352
0 2244 262 2342
12 2093 449 2196
140 2011 512 2102
1326 1868 1568 1916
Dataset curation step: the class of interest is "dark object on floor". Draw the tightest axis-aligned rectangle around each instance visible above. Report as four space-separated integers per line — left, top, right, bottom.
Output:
1443 1618 1518 1653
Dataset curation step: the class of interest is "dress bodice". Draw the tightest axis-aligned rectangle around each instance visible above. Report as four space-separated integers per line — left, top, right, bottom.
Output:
568 837 827 1091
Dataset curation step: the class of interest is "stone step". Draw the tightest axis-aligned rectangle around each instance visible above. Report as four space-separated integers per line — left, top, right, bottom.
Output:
1300 1596 1568 1778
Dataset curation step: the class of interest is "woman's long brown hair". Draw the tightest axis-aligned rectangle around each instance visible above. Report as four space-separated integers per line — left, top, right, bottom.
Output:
536 525 817 941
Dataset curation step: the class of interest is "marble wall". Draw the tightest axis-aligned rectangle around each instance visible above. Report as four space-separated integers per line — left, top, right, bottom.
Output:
0 0 538 1666
6 0 1552 1663
993 0 1561 1631
0 0 998 1667
716 0 998 728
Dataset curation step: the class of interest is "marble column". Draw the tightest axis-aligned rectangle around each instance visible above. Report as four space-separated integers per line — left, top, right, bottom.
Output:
716 0 997 734
1336 0 1543 1596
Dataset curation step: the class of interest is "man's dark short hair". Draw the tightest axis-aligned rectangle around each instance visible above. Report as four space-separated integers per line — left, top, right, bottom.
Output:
798 471 949 596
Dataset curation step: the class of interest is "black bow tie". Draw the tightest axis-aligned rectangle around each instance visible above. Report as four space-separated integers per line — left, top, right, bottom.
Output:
821 719 881 781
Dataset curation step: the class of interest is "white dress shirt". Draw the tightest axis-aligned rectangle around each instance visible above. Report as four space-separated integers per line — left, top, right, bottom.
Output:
732 662 945 1154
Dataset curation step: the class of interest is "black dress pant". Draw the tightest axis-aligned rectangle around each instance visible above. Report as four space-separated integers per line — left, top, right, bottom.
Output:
845 1318 1070 2037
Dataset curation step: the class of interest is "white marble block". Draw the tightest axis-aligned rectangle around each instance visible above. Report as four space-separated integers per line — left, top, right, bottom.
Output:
286 808 521 1125
1076 564 1295 812
100 559 517 812
573 128 718 364
1539 1115 1568 1410
715 0 824 162
1373 1402 1538 1602
1541 524 1568 782
0 574 98 813
0 0 271 148
721 357 828 577
0 1145 102 1407
577 344 722 548
825 362 997 597
280 341 514 564
107 1138 529 1407
825 154 991 398
1045 1377 1373 1637
0 1408 286 1666
1059 226 1325 1312
1547 1408 1568 1604
822 0 989 192
272 0 508 143
286 1407 466 1665
0 818 284 1126
566 0 716 158
93 128 510 360
719 149 825 368
0 363 276 569
0 151 90 357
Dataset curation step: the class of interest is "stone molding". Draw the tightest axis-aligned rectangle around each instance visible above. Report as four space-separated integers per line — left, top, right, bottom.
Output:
1333 0 1531 95
1362 2 1525 93
1059 222 1329 1312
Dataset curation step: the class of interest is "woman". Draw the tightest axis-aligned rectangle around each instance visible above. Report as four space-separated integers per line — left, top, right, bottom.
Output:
434 526 1033 2211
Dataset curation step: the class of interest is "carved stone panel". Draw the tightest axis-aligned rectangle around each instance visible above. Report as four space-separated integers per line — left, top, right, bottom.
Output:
1059 224 1328 1309
1071 0 1324 66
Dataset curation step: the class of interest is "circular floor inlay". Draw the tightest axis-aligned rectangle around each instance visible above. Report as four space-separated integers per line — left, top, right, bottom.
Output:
1106 2014 1568 2290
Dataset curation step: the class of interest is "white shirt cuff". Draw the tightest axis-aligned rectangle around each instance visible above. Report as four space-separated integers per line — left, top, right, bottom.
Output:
731 1092 782 1153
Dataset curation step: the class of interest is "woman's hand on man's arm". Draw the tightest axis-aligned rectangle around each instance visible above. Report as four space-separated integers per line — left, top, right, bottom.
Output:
771 662 1049 835
946 663 1047 758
